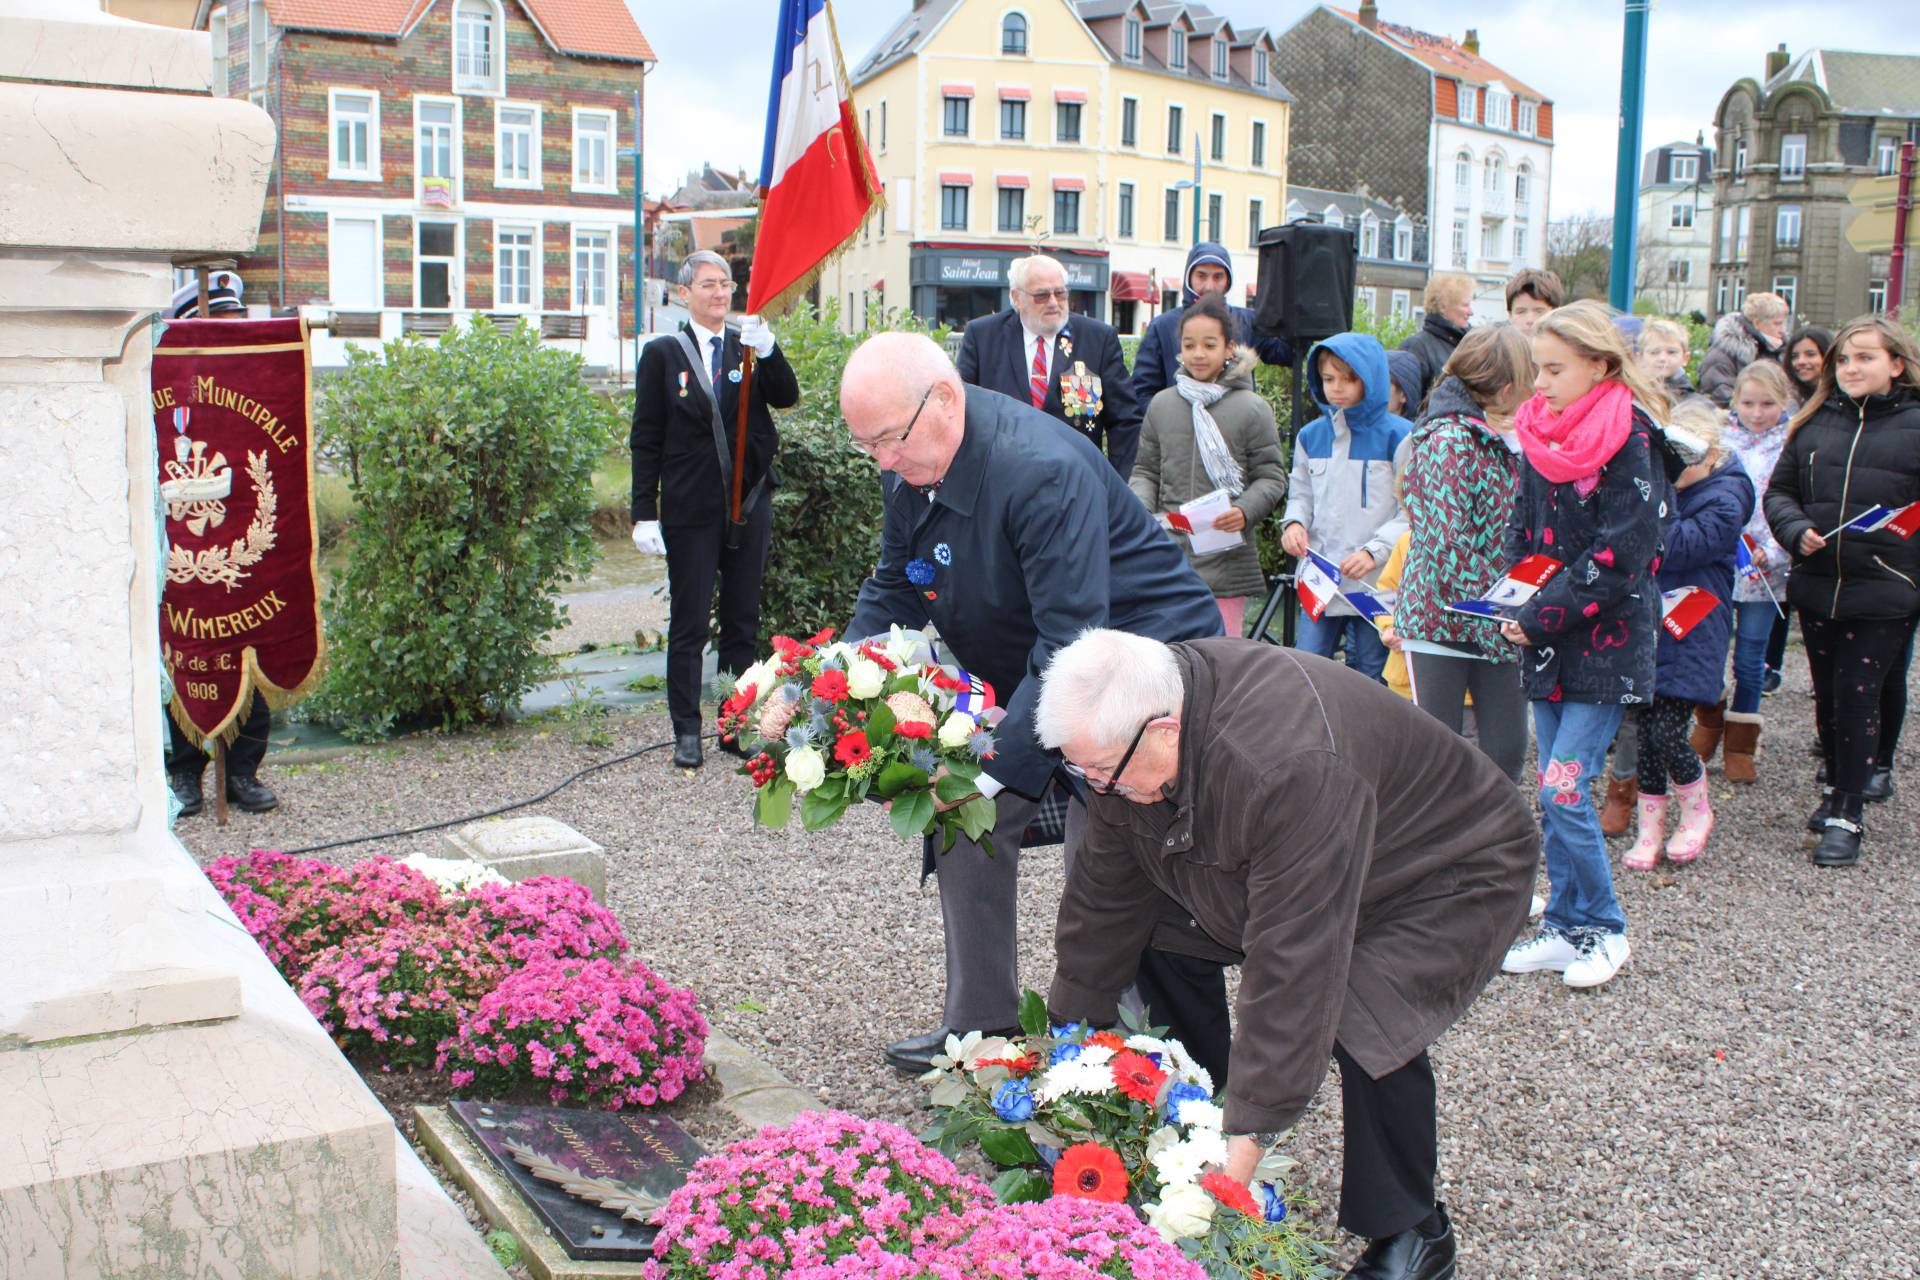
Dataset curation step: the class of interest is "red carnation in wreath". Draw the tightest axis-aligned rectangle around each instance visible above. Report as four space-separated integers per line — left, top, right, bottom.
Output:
812 670 850 702
1087 1031 1127 1051
1053 1142 1128 1202
1110 1051 1167 1104
1200 1171 1262 1218
833 731 872 768
894 721 934 740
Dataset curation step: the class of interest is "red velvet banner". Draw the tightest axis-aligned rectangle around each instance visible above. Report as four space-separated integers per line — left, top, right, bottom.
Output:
152 317 325 748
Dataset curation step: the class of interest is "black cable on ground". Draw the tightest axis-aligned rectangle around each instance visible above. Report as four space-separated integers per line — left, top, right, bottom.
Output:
277 733 696 856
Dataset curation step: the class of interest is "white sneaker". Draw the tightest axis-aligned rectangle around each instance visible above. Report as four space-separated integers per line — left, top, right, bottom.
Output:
1502 928 1577 974
1528 893 1546 918
1563 932 1631 988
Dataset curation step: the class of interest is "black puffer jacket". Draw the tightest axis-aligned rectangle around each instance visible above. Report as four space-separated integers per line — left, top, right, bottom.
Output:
1764 388 1920 621
1397 311 1467 402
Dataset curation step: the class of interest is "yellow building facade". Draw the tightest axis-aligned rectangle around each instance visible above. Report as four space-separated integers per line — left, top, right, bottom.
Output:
830 0 1289 335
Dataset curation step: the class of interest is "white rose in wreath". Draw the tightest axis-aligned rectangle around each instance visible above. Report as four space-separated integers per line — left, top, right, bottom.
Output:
937 711 975 749
736 660 777 698
1144 1180 1216 1242
784 745 827 793
845 655 886 699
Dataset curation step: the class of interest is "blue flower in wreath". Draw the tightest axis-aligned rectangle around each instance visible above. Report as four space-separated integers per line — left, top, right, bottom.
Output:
1164 1081 1210 1122
1259 1182 1290 1223
909 745 939 773
1049 1042 1083 1066
991 1080 1037 1123
905 558 937 586
934 542 953 565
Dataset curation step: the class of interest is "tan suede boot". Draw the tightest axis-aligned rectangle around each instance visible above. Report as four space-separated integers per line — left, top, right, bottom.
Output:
1689 699 1727 762
1722 713 1761 784
1599 774 1637 837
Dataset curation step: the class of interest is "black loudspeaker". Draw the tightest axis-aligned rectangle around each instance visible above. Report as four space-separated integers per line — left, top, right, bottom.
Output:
1252 221 1359 343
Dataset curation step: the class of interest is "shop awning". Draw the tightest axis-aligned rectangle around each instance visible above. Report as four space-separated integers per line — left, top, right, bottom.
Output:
1053 87 1088 103
938 171 974 186
940 82 975 98
1051 176 1086 191
1110 271 1153 302
997 85 1031 101
995 173 1030 188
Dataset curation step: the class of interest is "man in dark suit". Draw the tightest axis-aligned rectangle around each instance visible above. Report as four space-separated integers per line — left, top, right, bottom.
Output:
631 250 801 769
955 254 1142 476
842 332 1223 1073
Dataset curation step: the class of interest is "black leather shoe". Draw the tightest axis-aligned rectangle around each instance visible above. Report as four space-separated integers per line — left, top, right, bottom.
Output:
1864 767 1894 803
1347 1204 1456 1280
1807 789 1836 834
1813 815 1863 868
226 775 279 813
169 771 204 817
884 1025 1022 1075
671 732 703 770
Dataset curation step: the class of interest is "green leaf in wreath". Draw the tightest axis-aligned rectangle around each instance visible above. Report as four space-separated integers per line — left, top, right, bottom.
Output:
889 788 936 840
864 702 897 746
935 771 979 804
800 788 850 831
940 819 958 853
755 778 795 828
957 794 997 844
990 1168 1052 1204
944 757 981 782
978 1127 1041 1167
1018 989 1049 1038
875 761 926 799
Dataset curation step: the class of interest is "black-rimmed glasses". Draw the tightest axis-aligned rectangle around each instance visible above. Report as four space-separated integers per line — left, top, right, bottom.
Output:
1062 710 1168 797
849 384 934 456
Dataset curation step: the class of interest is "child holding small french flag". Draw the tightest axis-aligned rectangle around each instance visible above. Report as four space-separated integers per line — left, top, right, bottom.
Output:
1763 316 1920 868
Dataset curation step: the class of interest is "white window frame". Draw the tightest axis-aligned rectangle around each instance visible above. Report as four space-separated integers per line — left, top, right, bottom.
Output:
1667 259 1691 284
494 222 538 311
452 0 505 96
1119 95 1138 148
1670 201 1693 229
1250 119 1266 168
1163 185 1182 243
572 107 617 194
1671 153 1698 183
1736 205 1751 259
1878 137 1899 176
247 0 266 89
1868 278 1888 314
494 101 541 189
1514 164 1531 214
414 218 463 310
1484 155 1503 193
1733 274 1747 307
1454 149 1472 192
571 225 613 311
414 95 462 206
1733 139 1748 177
879 100 887 152
1451 218 1467 267
1248 197 1262 249
1457 84 1476 124
1169 28 1187 71
1117 181 1134 239
1123 15 1141 61
1390 289 1410 319
1209 112 1226 162
1517 99 1536 136
1167 103 1184 155
1480 219 1498 259
209 6 228 96
1780 132 1806 180
1211 37 1228 81
325 211 383 311
1777 204 1801 248
1772 274 1796 314
1360 212 1380 257
1720 206 1735 258
1513 223 1528 262
328 88 380 181
1254 52 1268 88
1322 204 1342 230
1000 9 1029 56
1485 89 1510 131
1393 217 1412 261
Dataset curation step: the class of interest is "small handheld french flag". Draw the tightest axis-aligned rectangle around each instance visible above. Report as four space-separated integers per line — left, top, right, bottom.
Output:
1826 501 1920 540
1735 533 1762 578
1486 555 1563 607
1296 550 1344 623
1661 586 1721 640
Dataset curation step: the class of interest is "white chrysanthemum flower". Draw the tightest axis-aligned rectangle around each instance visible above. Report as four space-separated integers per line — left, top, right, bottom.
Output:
1144 1181 1216 1242
1035 1057 1116 1103
1163 1040 1215 1095
398 852 509 893
1150 1130 1227 1187
1175 1099 1224 1132
1074 1044 1116 1068
1124 1033 1171 1057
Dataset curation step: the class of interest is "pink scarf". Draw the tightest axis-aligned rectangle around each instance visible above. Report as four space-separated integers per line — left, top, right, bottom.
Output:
1514 381 1634 498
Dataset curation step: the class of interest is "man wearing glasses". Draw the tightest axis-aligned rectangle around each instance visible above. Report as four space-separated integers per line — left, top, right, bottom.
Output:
841 332 1223 1075
1037 629 1537 1280
631 250 799 769
954 254 1142 476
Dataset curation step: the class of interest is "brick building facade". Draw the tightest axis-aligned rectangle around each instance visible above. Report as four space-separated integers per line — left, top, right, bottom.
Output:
198 0 652 369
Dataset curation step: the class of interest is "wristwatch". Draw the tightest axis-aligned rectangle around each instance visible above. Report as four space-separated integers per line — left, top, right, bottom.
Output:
1229 1130 1282 1150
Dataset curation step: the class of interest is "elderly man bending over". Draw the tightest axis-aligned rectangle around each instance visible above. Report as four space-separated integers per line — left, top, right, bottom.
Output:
1037 629 1537 1280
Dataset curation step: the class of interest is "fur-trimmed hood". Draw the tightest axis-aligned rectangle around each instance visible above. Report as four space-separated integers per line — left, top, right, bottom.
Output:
1175 344 1260 390
1710 312 1773 366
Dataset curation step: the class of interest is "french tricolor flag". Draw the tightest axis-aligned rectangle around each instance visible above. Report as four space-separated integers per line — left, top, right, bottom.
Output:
1826 501 1920 540
1296 550 1344 623
1486 554 1563 607
1661 586 1721 640
747 0 883 315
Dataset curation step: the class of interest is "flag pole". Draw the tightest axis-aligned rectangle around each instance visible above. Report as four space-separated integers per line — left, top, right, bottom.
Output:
728 348 756 548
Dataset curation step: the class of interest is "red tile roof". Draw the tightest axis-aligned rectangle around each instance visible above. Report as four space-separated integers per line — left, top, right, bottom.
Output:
262 0 653 63
1332 8 1546 103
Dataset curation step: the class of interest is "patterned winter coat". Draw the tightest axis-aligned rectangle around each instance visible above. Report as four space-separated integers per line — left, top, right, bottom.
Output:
1395 376 1520 660
1724 411 1792 603
1504 405 1667 704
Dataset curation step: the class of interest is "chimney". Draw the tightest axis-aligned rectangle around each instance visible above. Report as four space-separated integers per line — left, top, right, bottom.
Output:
1358 1 1378 32
1462 28 1480 56
1766 42 1789 80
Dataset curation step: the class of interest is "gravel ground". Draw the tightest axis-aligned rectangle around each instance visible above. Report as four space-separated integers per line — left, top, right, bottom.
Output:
179 651 1918 1278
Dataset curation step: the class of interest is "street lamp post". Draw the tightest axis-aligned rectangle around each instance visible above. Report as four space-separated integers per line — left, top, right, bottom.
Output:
1173 132 1205 246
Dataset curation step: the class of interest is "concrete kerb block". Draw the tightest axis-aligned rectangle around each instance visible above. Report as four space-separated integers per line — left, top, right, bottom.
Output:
703 1028 819 1133
441 815 608 903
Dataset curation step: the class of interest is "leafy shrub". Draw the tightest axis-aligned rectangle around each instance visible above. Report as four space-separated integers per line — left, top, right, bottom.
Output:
438 954 707 1108
305 320 610 738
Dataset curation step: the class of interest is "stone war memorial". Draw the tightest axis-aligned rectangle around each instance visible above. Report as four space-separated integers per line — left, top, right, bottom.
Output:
0 3 507 1275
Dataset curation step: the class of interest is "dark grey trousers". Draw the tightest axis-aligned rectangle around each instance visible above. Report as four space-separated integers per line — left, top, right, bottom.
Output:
1406 649 1528 783
935 786 1086 1031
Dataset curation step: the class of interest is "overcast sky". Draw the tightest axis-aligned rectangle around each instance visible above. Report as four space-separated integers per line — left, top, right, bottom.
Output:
626 0 1912 220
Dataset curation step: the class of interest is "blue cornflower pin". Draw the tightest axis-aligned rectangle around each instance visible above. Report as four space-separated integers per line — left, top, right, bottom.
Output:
906 558 936 586
728 368 743 383
934 543 952 565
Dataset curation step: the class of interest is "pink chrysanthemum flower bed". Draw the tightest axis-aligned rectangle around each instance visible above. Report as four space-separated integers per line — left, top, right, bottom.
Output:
641 1111 994 1280
206 849 705 1108
920 1197 1207 1279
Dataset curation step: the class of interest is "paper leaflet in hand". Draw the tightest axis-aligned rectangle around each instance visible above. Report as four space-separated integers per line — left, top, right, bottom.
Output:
1177 488 1243 556
1660 585 1721 640
1445 555 1564 622
1821 500 1920 541
1296 549 1343 623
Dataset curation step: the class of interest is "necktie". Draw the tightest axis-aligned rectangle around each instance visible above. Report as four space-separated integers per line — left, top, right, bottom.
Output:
709 334 724 388
1030 335 1048 408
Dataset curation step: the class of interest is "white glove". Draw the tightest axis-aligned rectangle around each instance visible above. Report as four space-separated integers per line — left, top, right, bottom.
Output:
631 520 666 555
739 314 777 359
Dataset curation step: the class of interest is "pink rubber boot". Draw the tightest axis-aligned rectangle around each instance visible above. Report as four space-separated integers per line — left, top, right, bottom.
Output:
1665 775 1714 864
1623 794 1666 871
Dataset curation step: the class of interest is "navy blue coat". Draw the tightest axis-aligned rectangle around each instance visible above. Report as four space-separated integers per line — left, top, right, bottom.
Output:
1653 458 1754 706
1130 240 1293 405
848 386 1223 797
956 309 1143 477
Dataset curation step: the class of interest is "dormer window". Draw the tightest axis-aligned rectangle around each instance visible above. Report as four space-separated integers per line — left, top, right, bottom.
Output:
1670 153 1698 183
1169 29 1187 70
1123 16 1141 61
1212 38 1227 80
1001 13 1027 56
1457 85 1476 123
453 0 503 96
1254 51 1268 88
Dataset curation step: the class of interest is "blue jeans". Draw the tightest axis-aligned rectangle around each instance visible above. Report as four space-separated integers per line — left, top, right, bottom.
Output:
1731 601 1778 715
1532 700 1628 937
1295 608 1390 683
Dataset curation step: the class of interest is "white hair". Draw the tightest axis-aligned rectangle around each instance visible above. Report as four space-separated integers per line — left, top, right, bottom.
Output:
1008 254 1066 294
1035 629 1184 750
677 251 731 287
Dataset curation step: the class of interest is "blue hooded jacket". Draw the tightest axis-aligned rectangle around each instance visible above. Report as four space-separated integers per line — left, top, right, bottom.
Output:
1278 332 1415 609
1129 240 1292 403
